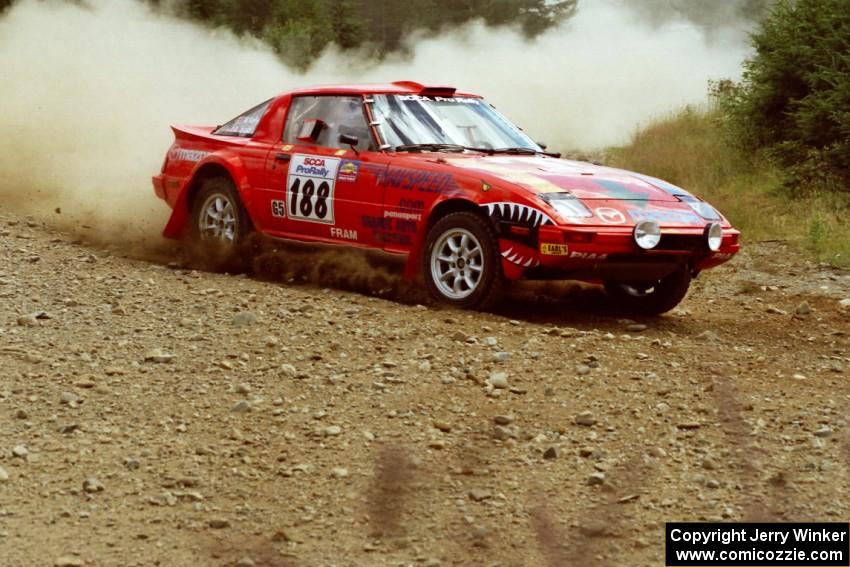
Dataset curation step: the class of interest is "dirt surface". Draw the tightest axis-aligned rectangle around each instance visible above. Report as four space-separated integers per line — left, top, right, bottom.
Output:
1 209 848 567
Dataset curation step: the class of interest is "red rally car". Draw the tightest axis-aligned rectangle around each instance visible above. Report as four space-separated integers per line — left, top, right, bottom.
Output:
152 81 739 314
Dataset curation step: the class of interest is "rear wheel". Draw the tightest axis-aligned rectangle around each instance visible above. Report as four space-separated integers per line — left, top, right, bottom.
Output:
603 269 691 315
422 212 504 309
189 177 252 271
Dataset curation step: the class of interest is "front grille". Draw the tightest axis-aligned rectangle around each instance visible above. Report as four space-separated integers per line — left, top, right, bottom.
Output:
657 234 706 252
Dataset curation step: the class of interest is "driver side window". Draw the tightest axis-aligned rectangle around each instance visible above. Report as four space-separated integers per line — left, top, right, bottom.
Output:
283 95 373 151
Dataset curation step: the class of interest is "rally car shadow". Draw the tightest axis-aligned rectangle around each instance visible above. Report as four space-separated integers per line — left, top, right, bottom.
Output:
173 235 672 327
495 280 636 322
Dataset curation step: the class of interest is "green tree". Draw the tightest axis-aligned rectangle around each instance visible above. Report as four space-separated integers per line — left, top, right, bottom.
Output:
327 0 366 49
166 0 577 67
724 0 850 190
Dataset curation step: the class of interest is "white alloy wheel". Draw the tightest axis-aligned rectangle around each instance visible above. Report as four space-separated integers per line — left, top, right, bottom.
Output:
430 228 485 300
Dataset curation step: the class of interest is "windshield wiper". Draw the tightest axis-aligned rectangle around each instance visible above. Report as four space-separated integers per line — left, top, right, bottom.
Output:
393 144 561 158
394 143 467 153
486 147 562 158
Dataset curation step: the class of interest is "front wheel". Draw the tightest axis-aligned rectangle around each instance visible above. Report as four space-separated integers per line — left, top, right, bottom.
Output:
422 212 504 309
189 177 252 271
603 269 691 315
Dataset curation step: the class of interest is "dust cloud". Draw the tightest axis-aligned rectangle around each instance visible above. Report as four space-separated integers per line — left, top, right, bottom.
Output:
0 0 751 250
0 0 285 249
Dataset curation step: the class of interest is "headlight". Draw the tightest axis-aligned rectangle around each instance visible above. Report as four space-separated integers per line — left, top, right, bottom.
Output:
634 221 661 250
541 193 592 219
678 195 721 220
705 222 723 251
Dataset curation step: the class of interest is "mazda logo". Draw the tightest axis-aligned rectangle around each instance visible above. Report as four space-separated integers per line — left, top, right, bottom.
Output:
595 207 626 224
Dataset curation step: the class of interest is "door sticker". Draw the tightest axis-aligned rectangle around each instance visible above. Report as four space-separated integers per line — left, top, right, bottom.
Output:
287 154 341 224
338 159 360 183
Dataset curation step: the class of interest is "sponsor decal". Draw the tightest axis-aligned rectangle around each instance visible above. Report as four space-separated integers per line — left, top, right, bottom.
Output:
377 168 458 194
384 198 424 222
294 156 331 177
570 251 608 261
446 159 567 194
362 216 393 230
384 210 422 222
628 171 689 196
595 207 626 224
592 179 650 201
338 159 360 183
540 243 569 256
375 232 412 246
627 209 702 225
362 209 417 245
168 148 209 163
399 198 424 211
270 199 286 218
364 215 417 233
227 115 261 136
287 154 341 224
330 227 358 241
397 95 480 104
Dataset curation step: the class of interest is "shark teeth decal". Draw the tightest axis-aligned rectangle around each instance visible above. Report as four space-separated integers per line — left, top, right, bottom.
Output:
484 202 554 227
501 247 540 268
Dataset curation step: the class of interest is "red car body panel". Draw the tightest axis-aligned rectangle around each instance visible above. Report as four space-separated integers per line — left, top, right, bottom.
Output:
152 81 740 285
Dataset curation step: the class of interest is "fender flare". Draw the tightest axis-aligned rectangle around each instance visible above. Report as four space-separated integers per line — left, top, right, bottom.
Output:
403 196 490 280
405 194 555 281
162 152 257 239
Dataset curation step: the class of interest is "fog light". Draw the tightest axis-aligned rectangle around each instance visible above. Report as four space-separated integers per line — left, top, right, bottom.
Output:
633 221 661 250
705 222 723 251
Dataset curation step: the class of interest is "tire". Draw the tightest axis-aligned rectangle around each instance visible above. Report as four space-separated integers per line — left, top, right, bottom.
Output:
603 269 691 315
189 177 252 272
422 212 504 309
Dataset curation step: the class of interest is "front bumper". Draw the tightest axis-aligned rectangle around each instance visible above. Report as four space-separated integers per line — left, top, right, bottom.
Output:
528 224 740 280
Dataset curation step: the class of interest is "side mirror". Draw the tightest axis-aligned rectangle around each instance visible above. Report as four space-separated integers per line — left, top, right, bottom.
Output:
339 133 359 154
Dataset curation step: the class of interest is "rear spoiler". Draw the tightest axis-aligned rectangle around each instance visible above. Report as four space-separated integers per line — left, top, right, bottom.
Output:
170 124 218 142
392 80 457 97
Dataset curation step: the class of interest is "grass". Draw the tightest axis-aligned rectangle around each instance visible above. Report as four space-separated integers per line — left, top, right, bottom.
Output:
607 107 850 268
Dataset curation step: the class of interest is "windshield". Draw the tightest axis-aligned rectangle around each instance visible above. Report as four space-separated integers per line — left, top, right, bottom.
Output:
370 94 540 151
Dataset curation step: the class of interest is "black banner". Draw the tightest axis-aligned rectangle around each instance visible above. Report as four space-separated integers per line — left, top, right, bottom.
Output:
666 522 849 566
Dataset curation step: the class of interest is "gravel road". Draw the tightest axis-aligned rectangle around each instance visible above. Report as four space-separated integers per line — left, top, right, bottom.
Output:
1 210 848 567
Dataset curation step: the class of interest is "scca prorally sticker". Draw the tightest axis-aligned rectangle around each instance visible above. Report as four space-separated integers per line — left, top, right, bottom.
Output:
287 154 340 224
397 95 480 104
270 199 286 218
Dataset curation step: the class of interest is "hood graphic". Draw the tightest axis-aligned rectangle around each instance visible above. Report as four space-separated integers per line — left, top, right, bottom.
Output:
447 156 684 202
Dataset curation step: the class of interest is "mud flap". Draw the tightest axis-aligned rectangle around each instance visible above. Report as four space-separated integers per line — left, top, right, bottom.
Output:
162 183 191 239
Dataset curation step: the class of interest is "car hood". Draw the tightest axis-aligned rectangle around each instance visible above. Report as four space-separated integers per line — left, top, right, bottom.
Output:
445 155 688 201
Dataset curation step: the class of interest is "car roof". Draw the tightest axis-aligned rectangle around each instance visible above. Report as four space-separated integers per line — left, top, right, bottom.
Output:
285 81 480 98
